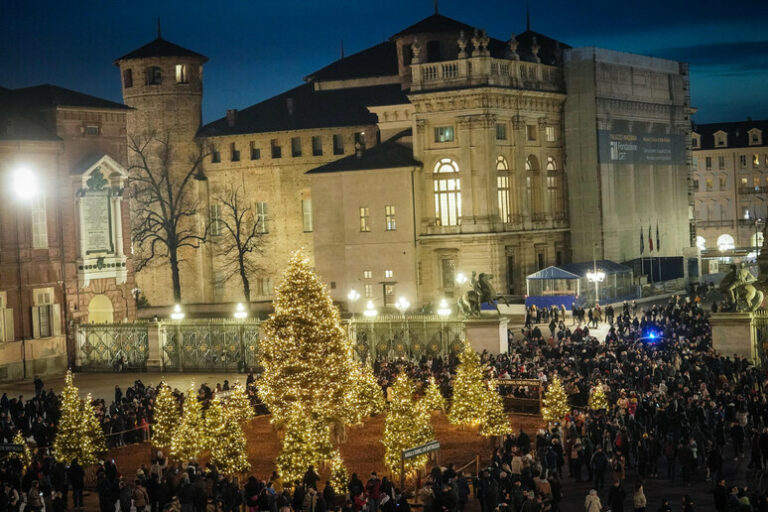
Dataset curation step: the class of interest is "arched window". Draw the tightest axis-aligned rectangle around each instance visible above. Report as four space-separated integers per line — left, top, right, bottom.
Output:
525 155 539 171
496 156 510 223
546 156 557 171
696 236 706 251
433 158 461 226
525 155 543 217
717 234 735 251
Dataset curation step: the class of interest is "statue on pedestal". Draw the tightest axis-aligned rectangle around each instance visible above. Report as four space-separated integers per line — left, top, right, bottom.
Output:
457 272 497 316
721 263 764 312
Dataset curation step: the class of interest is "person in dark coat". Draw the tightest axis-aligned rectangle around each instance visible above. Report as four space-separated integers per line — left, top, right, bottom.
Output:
712 480 728 512
68 459 85 510
607 480 626 512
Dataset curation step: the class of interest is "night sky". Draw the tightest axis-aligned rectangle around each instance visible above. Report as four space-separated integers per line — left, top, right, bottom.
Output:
2 0 767 125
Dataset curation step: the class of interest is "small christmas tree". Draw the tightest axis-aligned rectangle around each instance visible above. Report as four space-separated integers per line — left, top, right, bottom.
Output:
203 396 226 451
259 251 356 425
80 393 107 466
344 364 385 424
226 382 255 423
171 386 205 461
382 374 434 479
10 431 33 471
422 376 447 412
541 375 570 423
480 382 511 437
329 450 348 496
52 371 84 464
448 345 488 426
152 383 180 451
275 405 334 484
210 408 251 476
588 382 609 411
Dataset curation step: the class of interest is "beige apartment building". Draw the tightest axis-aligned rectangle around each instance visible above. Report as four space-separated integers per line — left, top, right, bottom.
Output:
692 120 768 264
114 12 693 311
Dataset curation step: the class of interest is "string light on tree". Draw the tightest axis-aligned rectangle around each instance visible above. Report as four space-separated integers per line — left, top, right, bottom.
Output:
226 382 255 423
210 408 251 476
448 344 488 426
203 396 226 451
344 364 385 424
479 381 511 437
541 375 570 423
275 405 334 484
80 393 107 465
10 431 33 471
588 382 609 411
171 385 205 461
329 450 348 495
422 376 447 412
152 383 180 451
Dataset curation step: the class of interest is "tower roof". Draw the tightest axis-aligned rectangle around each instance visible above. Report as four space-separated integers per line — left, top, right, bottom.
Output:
3 84 129 110
114 37 208 65
390 13 475 39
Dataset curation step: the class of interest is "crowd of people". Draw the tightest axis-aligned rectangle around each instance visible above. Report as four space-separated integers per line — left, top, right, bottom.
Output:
1 294 767 512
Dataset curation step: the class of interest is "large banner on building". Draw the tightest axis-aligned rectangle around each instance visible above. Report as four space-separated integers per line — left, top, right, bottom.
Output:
598 131 686 165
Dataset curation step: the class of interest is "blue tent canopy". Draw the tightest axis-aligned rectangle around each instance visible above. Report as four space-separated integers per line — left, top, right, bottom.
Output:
526 266 580 280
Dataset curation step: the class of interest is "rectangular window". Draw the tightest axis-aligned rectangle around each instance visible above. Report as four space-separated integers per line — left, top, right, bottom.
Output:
363 270 372 279
230 142 240 162
555 251 562 265
692 178 699 191
441 259 456 290
31 197 48 249
526 125 537 141
705 157 712 169
384 270 393 278
385 284 394 296
312 136 323 156
255 201 268 234
495 123 507 140
719 176 727 190
211 151 221 163
364 284 374 298
354 131 366 150
123 69 133 88
537 253 545 270
547 175 559 216
291 137 302 157
434 126 455 143
175 64 188 84
434 177 462 226
271 139 282 159
85 125 100 136
250 142 260 160
719 156 725 169
705 178 713 192
256 277 274 297
31 288 56 339
545 126 556 142
145 66 162 85
754 176 761 188
385 205 396 231
302 199 313 232
754 154 760 167
209 204 222 236
497 174 510 223
333 134 344 155
359 207 370 232
741 177 748 186
740 154 747 167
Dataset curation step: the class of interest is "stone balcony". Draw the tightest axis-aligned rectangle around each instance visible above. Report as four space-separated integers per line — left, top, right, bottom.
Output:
410 56 564 94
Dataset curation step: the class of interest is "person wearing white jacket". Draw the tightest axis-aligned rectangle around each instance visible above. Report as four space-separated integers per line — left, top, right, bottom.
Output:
633 483 647 512
585 489 602 512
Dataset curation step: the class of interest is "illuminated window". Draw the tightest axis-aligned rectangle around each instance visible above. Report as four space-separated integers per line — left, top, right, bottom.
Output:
719 176 727 190
255 202 268 234
547 175 561 217
717 234 735 251
434 126 454 143
385 284 394 296
497 174 510 223
145 66 162 85
754 176 761 188
433 158 461 226
705 178 713 192
359 207 370 232
545 126 556 142
363 270 372 279
384 270 393 278
302 199 313 232
741 177 748 186
123 69 133 88
696 235 706 251
495 123 507 140
175 64 188 84
385 205 396 231
31 197 48 249
546 156 557 171
754 154 760 167
364 284 374 298
752 231 764 248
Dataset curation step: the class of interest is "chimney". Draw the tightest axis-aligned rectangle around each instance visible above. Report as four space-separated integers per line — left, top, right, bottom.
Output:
286 97 295 116
226 109 237 127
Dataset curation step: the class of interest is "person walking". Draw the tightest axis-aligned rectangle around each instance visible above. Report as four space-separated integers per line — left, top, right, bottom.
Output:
608 480 626 512
633 483 647 512
584 490 601 512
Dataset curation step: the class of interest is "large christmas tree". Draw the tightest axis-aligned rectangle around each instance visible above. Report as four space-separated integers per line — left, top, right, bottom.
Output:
203 396 226 451
541 375 570 423
152 383 180 451
422 376 447 412
479 381 511 437
259 251 356 424
52 371 86 464
171 386 205 461
344 364 385 424
588 382 609 411
329 450 348 495
226 382 255 423
80 393 107 465
275 405 334 484
448 345 488 426
211 408 251 476
382 374 434 479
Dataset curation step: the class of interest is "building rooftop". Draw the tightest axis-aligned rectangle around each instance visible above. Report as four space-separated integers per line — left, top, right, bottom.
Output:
2 84 129 111
390 13 476 39
199 83 409 137
694 119 768 150
307 130 419 174
114 37 208 64
305 41 398 83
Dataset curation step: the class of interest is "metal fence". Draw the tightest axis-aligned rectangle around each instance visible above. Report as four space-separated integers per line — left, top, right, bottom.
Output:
163 319 261 371
77 323 151 371
751 310 768 368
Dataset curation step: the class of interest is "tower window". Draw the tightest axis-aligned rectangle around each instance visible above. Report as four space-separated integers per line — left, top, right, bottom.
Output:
175 64 188 84
211 151 221 163
333 134 344 155
145 66 162 86
123 69 133 88
434 126 454 143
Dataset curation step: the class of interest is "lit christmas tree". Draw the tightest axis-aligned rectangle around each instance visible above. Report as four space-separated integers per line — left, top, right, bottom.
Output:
80 393 107 466
10 431 33 471
152 383 180 451
382 374 434 479
588 382 609 411
422 376 447 412
344 364 385 424
211 408 251 476
275 405 334 484
171 386 205 461
448 345 488 426
52 371 84 464
329 450 348 496
479 381 511 437
226 382 255 423
203 396 226 451
541 375 570 423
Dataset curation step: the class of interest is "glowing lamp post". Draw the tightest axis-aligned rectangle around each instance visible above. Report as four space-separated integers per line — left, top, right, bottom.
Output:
455 273 468 285
170 304 185 321
394 297 410 314
363 300 377 318
437 298 451 317
233 303 248 320
586 270 605 306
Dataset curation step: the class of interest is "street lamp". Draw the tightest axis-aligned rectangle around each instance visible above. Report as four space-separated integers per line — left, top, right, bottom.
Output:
233 303 248 320
755 218 765 257
170 304 185 321
437 298 451 317
363 300 377 318
586 270 605 306
12 167 39 200
455 273 468 285
394 296 410 314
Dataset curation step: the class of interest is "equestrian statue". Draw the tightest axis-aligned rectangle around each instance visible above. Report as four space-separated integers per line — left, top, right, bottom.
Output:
457 271 499 316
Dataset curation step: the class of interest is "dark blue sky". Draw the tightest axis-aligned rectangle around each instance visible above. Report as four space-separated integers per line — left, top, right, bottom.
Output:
3 0 767 125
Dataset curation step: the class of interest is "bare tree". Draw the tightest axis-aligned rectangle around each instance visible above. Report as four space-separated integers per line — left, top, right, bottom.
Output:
210 184 267 304
127 131 213 303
